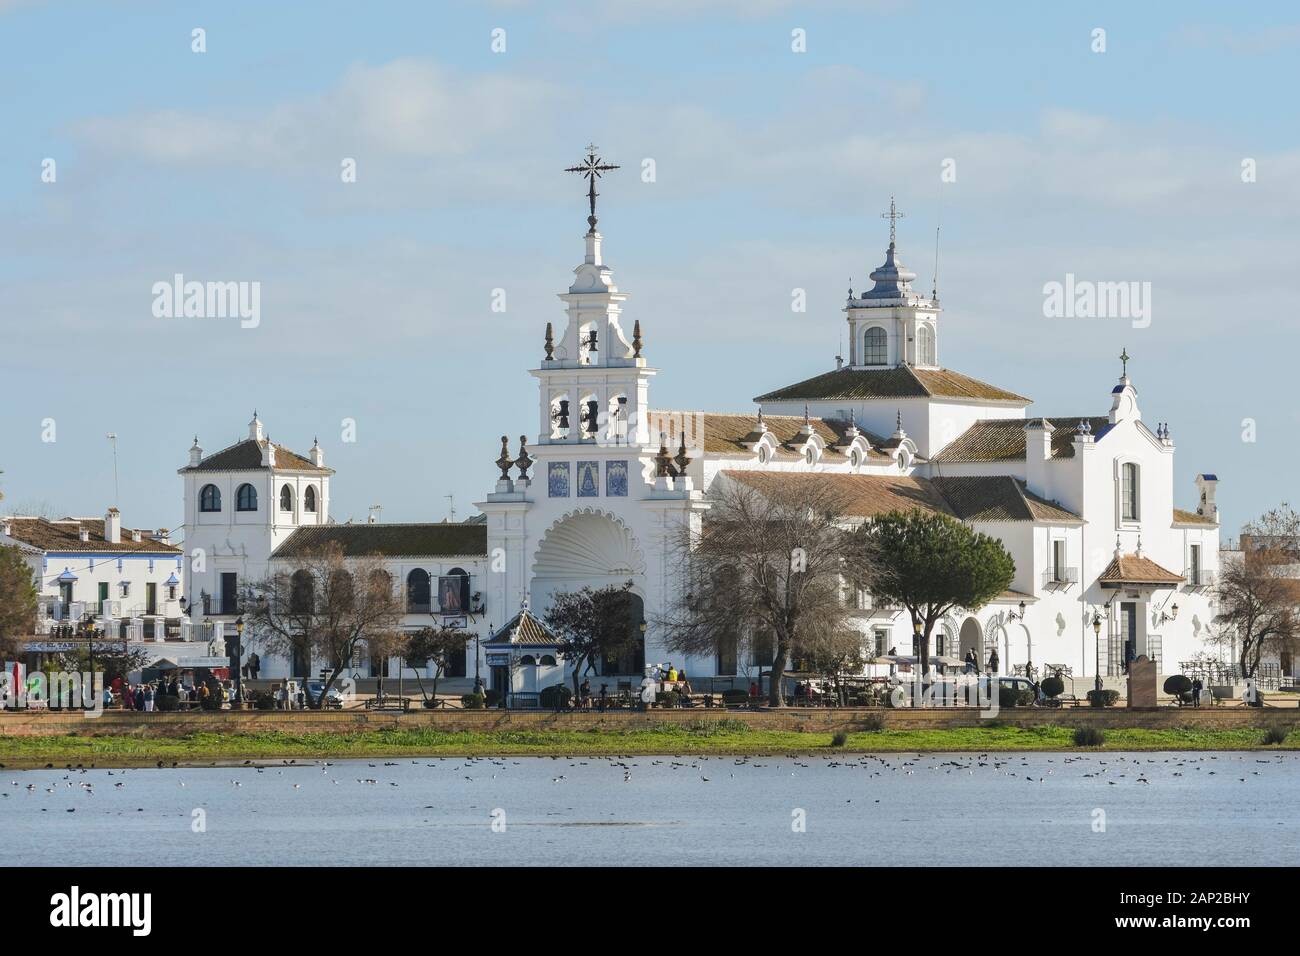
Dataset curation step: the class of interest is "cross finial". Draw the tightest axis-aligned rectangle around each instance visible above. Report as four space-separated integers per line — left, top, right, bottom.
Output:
880 196 905 246
1119 347 1130 378
565 144 620 234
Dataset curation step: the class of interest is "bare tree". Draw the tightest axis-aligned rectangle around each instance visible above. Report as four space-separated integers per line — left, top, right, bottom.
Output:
244 544 404 707
658 474 866 707
1213 504 1300 680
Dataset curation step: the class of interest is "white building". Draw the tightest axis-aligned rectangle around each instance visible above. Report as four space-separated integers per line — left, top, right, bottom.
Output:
184 185 1222 697
0 510 221 675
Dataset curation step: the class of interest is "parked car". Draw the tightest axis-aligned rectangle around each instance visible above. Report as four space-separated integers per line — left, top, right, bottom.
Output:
304 679 345 710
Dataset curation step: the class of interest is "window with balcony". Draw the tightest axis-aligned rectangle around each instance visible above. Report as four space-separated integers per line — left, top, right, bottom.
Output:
279 484 294 512
304 485 318 513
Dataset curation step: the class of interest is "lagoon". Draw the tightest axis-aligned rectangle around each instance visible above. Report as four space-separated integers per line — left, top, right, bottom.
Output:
2 752 1294 866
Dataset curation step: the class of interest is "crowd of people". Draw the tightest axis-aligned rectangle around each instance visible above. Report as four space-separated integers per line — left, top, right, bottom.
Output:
108 673 231 711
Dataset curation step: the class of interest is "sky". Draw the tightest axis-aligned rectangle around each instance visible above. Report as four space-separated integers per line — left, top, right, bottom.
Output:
1 0 1297 538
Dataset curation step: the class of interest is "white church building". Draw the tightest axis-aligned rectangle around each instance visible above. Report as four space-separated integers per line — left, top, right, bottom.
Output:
178 166 1221 697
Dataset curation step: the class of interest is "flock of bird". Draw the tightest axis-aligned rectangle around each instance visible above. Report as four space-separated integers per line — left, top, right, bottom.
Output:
0 750 1292 819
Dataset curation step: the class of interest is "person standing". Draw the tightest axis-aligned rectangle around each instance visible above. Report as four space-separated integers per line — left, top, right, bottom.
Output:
1191 676 1203 708
987 648 1000 675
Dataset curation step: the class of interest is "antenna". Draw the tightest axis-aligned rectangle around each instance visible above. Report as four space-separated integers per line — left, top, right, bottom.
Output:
106 433 119 507
932 180 943 300
445 494 456 522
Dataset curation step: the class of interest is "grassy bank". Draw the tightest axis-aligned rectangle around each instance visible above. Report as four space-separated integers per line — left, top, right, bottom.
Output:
1 721 1298 766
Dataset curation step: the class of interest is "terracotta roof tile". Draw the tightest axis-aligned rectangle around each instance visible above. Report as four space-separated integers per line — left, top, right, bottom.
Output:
3 517 181 555
753 365 1029 404
722 471 954 518
179 439 332 474
648 410 894 461
932 417 1110 463
271 523 486 559
929 476 1081 523
1172 508 1218 526
1098 553 1185 586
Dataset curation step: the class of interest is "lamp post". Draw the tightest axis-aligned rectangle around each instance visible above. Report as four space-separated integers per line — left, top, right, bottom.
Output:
1092 611 1104 693
232 615 244 703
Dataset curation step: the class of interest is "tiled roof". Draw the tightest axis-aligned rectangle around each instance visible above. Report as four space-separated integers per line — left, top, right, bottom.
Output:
3 517 181 554
485 608 560 646
648 410 894 461
271 522 487 559
1173 508 1218 526
931 417 1110 463
929 476 1081 523
753 366 1030 404
722 471 955 518
179 439 332 474
1098 553 1185 586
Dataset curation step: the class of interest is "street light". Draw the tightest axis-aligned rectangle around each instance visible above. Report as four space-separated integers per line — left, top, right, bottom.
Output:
232 615 244 703
1091 611 1104 692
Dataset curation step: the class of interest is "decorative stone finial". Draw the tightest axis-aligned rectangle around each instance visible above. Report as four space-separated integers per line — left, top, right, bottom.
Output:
632 319 643 359
544 322 554 361
674 431 692 474
496 435 513 481
514 436 533 481
655 433 673 478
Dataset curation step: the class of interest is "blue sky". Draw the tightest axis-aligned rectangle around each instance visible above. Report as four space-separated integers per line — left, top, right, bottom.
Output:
1 0 1297 536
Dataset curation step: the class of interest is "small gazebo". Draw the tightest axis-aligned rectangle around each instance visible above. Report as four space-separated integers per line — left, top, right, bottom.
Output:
483 608 565 707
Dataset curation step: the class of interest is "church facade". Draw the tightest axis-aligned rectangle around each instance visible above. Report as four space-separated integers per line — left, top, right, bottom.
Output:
178 172 1221 694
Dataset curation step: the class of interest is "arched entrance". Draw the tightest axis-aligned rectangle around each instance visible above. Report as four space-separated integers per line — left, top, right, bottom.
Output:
958 617 983 668
531 509 648 678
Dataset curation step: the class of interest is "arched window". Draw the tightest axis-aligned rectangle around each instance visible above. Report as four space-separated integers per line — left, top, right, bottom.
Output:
863 326 887 365
331 569 355 611
279 484 294 512
199 484 222 512
917 325 936 366
406 569 431 613
304 486 318 513
540 655 557 667
519 655 537 666
236 483 258 512
1121 462 1140 521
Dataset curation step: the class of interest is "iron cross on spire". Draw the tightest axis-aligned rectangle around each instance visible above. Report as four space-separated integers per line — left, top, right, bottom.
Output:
1120 347 1130 377
565 144 620 234
881 196 905 246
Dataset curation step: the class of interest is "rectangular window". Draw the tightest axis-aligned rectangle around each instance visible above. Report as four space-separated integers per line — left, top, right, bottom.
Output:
751 631 773 668
1190 544 1201 586
547 461 570 497
1121 463 1140 521
873 629 889 657
1052 539 1066 581
717 635 738 676
445 643 467 678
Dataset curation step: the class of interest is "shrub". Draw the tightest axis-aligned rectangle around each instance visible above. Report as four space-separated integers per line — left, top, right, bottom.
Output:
1163 675 1192 696
720 689 751 707
999 685 1035 709
1087 689 1120 708
1040 676 1064 699
1073 726 1106 747
539 683 572 710
461 693 486 710
830 731 848 747
246 690 276 711
858 713 885 732
155 694 180 712
657 690 680 709
1263 726 1289 745
484 689 502 708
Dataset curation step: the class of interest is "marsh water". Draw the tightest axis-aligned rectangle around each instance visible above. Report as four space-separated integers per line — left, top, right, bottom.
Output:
2 752 1293 866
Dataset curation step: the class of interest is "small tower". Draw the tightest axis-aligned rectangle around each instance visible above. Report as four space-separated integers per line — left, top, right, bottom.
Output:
844 200 940 370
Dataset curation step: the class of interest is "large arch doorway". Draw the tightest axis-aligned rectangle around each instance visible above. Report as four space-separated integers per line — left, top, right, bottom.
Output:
531 510 648 680
958 617 984 669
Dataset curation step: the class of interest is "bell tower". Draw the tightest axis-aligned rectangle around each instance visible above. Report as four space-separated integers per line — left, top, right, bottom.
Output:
845 198 941 370
533 146 655 448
